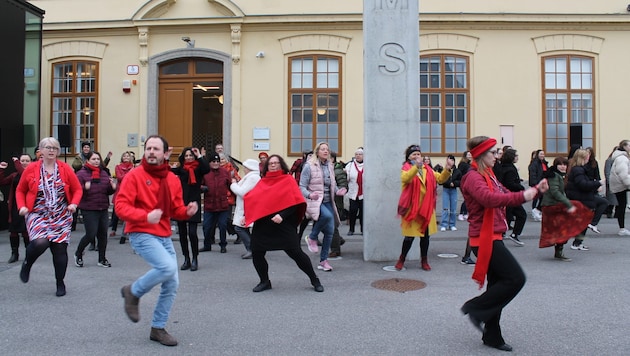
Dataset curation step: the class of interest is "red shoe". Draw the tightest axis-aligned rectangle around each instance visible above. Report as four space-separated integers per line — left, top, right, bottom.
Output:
394 254 405 270
421 256 431 271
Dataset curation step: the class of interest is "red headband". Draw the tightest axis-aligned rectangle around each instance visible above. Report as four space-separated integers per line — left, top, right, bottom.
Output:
470 138 497 159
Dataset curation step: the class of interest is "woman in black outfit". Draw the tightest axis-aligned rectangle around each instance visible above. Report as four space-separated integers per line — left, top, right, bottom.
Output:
565 149 607 250
171 147 210 271
244 154 323 293
498 149 527 246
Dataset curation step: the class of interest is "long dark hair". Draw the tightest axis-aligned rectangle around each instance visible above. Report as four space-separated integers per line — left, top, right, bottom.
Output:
178 147 194 165
261 154 289 177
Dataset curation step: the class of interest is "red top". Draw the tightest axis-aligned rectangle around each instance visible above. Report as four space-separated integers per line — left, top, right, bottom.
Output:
115 164 190 237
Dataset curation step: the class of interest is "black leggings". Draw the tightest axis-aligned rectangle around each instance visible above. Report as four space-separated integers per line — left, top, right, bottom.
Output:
401 233 430 258
178 221 199 258
252 248 317 283
24 239 68 282
615 191 628 229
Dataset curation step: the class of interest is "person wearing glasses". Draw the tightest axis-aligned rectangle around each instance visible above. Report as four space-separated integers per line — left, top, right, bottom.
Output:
244 154 323 293
460 136 548 352
15 137 83 297
394 145 454 271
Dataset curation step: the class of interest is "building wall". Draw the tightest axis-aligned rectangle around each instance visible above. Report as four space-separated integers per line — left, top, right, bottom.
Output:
30 0 630 165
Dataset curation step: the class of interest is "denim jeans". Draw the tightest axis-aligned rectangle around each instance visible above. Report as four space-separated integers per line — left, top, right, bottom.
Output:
129 233 179 329
309 201 334 262
440 187 458 228
234 226 251 251
202 210 229 248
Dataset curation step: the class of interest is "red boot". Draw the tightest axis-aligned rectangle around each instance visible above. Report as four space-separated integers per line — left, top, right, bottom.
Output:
394 254 405 270
421 256 431 271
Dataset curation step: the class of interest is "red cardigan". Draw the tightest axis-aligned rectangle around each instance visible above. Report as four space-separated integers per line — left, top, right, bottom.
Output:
15 160 83 211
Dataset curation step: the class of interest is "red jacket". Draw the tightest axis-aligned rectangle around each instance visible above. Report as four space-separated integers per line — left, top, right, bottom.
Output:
15 160 82 211
460 169 526 238
115 165 190 237
202 167 231 212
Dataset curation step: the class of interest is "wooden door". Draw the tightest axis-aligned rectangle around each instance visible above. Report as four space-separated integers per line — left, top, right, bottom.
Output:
158 83 192 159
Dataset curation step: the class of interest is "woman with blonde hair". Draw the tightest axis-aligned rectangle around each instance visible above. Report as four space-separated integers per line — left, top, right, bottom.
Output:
15 137 83 296
565 149 607 250
300 142 347 272
608 139 630 236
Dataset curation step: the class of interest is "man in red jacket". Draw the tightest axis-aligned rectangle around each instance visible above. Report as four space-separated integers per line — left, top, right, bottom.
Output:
116 135 198 347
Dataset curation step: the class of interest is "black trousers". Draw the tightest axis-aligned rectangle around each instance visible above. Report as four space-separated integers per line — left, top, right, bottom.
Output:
76 209 109 262
614 190 628 229
506 205 527 236
252 248 317 284
462 240 526 346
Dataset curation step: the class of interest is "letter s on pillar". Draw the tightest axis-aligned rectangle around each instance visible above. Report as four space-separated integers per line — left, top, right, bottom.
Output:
378 43 406 75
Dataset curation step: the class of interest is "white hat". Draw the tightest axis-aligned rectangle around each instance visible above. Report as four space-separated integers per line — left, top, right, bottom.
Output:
242 159 260 171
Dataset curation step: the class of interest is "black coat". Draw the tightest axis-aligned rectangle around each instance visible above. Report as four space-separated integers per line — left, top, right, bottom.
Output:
498 162 525 192
172 157 210 222
528 158 549 186
565 166 601 209
251 206 301 251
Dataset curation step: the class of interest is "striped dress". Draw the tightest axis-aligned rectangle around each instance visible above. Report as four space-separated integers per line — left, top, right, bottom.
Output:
26 168 73 243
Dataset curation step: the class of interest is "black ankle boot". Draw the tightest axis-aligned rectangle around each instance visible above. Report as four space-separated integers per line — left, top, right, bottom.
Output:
180 256 191 270
8 249 18 263
190 257 198 271
56 280 66 297
20 260 31 283
311 277 324 292
119 236 127 244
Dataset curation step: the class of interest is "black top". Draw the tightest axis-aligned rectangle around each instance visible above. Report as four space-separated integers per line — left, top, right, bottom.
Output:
171 157 210 222
251 206 300 251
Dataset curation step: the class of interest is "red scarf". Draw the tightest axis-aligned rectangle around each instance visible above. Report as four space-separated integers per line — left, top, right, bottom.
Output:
118 161 133 174
183 160 199 185
470 161 495 289
85 163 101 181
397 162 436 233
141 158 171 213
244 170 306 226
354 161 364 196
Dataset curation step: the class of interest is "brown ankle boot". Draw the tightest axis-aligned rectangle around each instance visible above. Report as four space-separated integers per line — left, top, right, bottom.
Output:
121 285 140 322
150 327 178 346
394 254 405 270
421 256 431 271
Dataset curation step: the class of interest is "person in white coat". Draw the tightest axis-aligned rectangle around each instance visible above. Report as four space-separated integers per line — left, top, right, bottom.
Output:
230 159 262 258
344 148 364 235
609 139 630 236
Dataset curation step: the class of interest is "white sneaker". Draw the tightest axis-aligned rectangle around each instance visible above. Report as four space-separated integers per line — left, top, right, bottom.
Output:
587 224 601 234
440 227 446 232
532 208 542 219
570 243 589 251
458 214 465 221
450 226 458 231
618 228 630 236
463 214 468 220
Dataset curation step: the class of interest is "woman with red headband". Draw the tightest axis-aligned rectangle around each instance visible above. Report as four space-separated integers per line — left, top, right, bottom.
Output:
459 136 548 352
394 144 455 271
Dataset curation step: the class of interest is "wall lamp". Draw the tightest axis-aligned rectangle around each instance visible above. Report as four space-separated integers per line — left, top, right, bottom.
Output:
256 51 265 58
182 36 195 48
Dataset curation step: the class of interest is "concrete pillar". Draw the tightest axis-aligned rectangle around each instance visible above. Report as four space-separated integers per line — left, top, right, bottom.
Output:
363 0 420 261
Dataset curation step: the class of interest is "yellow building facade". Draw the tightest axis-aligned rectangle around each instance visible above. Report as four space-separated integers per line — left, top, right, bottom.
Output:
29 0 630 166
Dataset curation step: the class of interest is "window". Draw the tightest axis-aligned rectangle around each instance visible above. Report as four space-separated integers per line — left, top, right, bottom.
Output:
51 61 98 154
543 55 595 154
289 55 341 155
420 55 469 154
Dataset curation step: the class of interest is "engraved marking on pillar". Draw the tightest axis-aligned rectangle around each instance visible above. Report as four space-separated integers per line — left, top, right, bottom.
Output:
378 43 406 75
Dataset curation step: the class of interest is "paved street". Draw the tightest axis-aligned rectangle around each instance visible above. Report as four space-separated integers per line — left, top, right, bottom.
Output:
1 209 629 355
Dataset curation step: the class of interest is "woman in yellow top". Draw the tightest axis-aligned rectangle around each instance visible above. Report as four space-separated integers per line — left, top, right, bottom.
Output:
395 144 455 271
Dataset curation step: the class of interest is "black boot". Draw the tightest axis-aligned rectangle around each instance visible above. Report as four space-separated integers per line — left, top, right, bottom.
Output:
8 248 19 263
20 260 32 283
180 256 191 270
554 245 572 262
311 277 324 292
119 236 126 244
56 280 66 297
190 257 198 271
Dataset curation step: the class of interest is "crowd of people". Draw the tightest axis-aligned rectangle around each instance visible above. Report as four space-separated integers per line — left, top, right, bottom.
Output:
4 134 629 350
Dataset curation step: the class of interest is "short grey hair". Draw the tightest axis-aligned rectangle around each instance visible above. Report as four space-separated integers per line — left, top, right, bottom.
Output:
39 137 61 151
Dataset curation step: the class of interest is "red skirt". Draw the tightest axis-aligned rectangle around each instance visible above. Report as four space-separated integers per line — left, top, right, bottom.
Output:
539 201 593 248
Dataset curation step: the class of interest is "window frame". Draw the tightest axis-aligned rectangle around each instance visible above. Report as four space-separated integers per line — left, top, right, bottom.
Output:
541 54 596 155
50 60 99 155
419 54 470 155
287 54 342 156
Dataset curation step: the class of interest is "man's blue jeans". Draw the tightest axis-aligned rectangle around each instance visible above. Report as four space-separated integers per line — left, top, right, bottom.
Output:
129 233 178 329
203 210 230 248
440 187 458 229
308 201 334 262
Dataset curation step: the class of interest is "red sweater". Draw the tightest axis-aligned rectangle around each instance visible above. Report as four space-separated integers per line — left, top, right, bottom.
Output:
115 164 189 237
15 160 83 211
